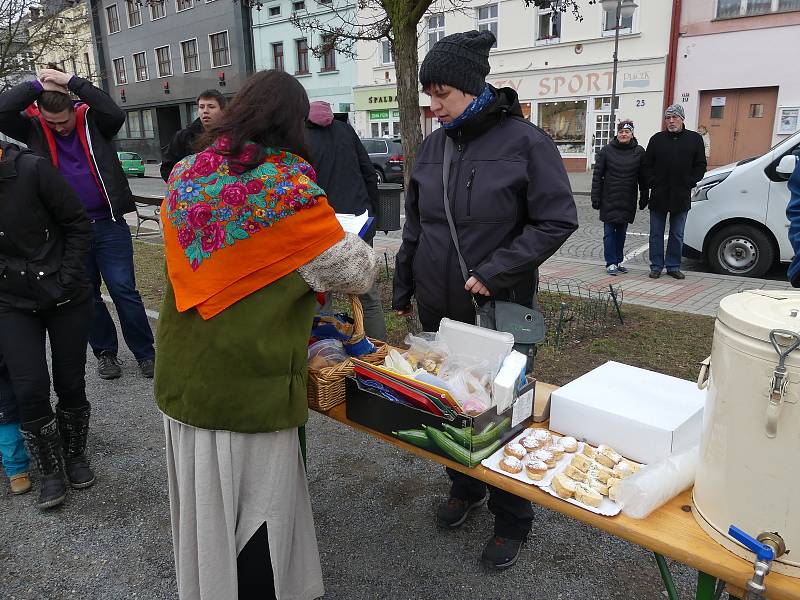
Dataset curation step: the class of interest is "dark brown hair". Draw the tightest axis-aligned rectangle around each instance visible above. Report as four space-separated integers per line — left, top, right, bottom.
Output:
199 70 310 167
197 89 227 108
39 91 73 113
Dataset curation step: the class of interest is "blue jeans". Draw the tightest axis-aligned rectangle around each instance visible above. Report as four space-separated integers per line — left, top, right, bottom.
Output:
649 210 688 272
0 423 29 477
603 223 628 267
87 219 155 361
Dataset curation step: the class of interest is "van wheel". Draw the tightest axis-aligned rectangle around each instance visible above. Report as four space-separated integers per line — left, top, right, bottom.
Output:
707 225 775 278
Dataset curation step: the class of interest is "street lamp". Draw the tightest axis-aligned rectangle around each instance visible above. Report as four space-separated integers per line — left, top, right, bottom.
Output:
601 0 638 136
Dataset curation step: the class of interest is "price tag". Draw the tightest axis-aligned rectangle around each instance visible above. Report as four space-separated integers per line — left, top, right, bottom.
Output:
511 387 534 427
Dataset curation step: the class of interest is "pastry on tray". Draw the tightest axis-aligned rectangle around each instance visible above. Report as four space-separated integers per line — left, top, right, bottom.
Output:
503 442 527 460
559 436 578 453
519 436 542 452
595 444 623 469
532 448 556 468
546 442 565 460
574 483 604 508
499 456 523 474
552 473 577 499
582 444 597 459
563 464 587 482
587 464 614 483
570 454 593 472
524 459 548 481
587 477 609 496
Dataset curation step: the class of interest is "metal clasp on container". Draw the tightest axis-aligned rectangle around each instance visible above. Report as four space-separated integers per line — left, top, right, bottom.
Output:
766 329 800 438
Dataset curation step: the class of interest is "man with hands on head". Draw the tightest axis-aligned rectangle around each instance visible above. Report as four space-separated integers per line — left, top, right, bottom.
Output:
0 67 156 381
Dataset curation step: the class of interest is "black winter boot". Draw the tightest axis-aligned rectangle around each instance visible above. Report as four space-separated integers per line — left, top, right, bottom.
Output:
57 406 95 489
21 416 67 509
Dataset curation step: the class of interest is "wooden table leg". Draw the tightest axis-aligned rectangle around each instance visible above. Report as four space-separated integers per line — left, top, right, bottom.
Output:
696 571 719 600
654 553 680 600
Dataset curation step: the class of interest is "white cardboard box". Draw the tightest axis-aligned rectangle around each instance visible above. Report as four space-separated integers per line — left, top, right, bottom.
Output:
548 361 706 464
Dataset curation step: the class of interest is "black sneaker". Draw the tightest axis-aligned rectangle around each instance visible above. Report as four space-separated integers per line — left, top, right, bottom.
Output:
649 270 662 279
666 270 686 280
138 358 155 379
481 535 525 569
436 495 487 528
97 353 121 380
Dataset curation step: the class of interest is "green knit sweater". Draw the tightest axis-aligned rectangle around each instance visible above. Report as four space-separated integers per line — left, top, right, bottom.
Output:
154 272 317 433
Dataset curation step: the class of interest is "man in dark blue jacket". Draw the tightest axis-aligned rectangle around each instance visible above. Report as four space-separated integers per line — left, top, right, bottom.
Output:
786 157 800 286
393 30 577 570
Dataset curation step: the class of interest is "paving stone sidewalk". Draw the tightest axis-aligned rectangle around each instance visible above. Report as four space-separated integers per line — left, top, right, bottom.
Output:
372 236 794 317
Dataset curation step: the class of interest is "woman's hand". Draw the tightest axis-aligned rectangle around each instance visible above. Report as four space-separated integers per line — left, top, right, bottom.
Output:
396 308 413 317
465 276 490 297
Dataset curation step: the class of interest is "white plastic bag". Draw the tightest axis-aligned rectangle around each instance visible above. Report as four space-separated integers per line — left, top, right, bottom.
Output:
617 446 699 519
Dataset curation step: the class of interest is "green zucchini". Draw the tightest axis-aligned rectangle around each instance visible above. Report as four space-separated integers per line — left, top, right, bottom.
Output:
393 428 436 451
440 423 474 449
477 421 497 436
424 425 473 466
470 417 512 449
468 438 504 467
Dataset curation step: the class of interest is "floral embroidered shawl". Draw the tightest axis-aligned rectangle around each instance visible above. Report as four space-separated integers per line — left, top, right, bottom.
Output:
162 139 344 320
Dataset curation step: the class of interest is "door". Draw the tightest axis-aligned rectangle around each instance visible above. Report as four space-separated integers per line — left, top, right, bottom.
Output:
766 138 800 261
699 87 778 168
156 106 182 153
592 113 613 167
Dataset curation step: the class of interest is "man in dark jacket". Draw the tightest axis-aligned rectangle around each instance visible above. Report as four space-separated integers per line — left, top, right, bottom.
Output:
393 30 578 569
591 120 648 275
0 141 95 509
643 104 707 279
160 89 226 182
306 101 386 340
0 68 155 379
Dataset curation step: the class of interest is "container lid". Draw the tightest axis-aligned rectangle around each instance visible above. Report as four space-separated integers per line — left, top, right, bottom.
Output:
718 290 800 341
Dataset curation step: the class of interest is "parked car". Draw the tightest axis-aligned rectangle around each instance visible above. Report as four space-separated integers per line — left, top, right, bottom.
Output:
361 137 404 184
683 130 800 278
117 151 145 178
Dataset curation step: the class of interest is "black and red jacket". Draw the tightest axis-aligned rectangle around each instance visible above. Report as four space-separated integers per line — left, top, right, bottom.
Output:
0 77 134 219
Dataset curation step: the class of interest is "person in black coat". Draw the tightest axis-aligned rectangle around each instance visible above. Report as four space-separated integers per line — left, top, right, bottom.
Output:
643 104 707 279
160 90 227 182
591 120 649 275
0 141 95 510
305 101 387 340
393 31 577 570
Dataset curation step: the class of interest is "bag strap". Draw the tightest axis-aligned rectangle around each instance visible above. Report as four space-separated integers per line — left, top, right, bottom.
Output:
442 137 470 283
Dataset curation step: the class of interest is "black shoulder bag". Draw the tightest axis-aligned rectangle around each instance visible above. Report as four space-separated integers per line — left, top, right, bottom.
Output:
441 137 545 367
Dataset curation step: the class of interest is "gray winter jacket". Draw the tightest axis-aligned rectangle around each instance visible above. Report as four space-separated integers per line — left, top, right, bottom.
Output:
393 87 578 324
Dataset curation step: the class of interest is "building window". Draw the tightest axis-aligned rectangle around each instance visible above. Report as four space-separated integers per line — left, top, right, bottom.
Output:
272 42 284 71
749 104 765 118
476 4 498 47
180 39 199 72
319 0 331 3
320 35 336 71
176 0 193 12
268 4 280 16
427 13 445 48
711 105 725 119
150 0 166 20
381 39 394 65
716 0 798 18
538 100 587 155
155 45 173 77
127 110 142 138
112 57 127 85
603 7 634 34
106 4 120 33
126 0 142 27
142 109 154 138
293 0 305 10
295 38 308 74
536 5 561 43
133 51 148 81
209 31 230 67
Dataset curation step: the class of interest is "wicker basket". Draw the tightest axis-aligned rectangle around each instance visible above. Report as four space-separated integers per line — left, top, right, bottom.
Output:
307 295 389 412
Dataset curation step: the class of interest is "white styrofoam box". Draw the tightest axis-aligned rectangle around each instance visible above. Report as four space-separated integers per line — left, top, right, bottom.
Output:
548 361 706 464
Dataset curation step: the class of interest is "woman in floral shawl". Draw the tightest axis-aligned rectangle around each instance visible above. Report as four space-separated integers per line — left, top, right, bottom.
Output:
155 70 377 600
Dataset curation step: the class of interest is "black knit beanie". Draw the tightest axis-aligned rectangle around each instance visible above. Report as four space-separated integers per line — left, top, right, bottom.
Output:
419 30 495 96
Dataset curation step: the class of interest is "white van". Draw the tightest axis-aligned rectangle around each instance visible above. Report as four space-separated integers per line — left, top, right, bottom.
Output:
683 130 800 278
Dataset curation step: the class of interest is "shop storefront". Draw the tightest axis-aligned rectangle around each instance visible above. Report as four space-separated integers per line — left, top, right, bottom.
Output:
353 85 401 139
491 60 666 172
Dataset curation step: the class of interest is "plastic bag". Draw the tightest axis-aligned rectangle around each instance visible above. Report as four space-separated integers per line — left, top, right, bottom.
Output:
403 332 450 375
307 339 348 370
438 356 493 415
617 446 699 519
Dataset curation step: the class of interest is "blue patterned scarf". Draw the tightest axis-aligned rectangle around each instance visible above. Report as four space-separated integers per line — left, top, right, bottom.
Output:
443 85 495 130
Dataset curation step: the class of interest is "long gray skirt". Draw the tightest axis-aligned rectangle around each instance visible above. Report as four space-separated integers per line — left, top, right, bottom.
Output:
163 415 325 600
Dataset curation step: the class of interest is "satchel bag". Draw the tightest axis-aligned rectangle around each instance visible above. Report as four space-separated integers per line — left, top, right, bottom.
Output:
441 138 545 366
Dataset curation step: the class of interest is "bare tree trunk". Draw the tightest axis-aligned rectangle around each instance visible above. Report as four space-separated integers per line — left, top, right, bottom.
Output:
392 18 423 188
